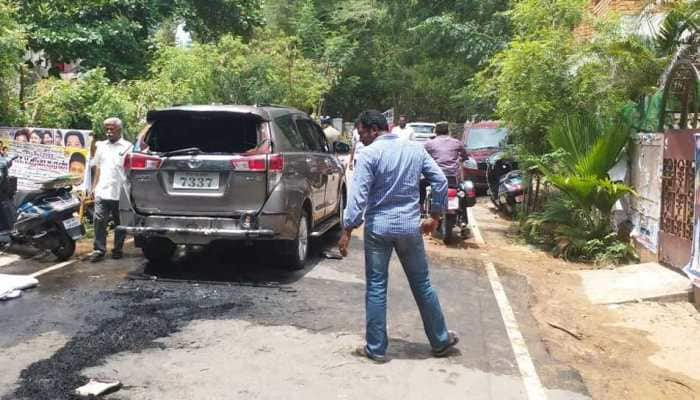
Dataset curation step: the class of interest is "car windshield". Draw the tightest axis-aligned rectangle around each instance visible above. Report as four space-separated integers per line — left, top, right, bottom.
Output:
146 114 263 154
465 128 507 150
411 125 435 134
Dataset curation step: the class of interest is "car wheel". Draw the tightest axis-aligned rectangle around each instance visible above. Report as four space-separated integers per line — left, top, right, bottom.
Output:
332 190 345 231
142 237 175 264
283 209 309 270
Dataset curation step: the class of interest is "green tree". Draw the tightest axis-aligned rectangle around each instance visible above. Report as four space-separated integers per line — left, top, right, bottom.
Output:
474 0 663 153
17 0 264 80
0 0 26 124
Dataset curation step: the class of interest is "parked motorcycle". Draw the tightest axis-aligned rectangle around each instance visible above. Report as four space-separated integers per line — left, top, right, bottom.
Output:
0 161 84 261
425 177 477 243
486 152 524 216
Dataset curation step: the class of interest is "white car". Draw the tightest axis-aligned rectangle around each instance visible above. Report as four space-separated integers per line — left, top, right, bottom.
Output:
407 122 436 142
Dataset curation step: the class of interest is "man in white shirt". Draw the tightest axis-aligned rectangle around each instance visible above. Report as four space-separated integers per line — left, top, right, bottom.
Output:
321 116 341 146
89 117 133 262
391 114 414 141
348 125 365 170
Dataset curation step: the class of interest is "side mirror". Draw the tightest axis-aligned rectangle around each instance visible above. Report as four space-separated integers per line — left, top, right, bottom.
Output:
334 142 350 154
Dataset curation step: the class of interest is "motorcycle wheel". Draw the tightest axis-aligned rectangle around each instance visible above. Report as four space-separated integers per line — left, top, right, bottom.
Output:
441 214 456 244
504 197 517 216
51 232 76 261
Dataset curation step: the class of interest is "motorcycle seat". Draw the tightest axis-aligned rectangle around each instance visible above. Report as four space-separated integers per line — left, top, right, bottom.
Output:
14 189 46 208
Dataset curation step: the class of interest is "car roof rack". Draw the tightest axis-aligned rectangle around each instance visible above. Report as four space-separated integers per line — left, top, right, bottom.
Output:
254 103 288 109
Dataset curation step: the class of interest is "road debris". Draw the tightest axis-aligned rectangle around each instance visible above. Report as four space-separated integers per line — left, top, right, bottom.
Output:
547 321 583 340
0 273 38 300
322 250 343 260
74 379 122 397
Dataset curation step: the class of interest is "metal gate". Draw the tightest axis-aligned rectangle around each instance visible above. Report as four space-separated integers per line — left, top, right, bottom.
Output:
659 131 696 268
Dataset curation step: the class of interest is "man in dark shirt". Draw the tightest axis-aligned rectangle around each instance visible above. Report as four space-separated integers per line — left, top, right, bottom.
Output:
421 122 468 209
423 122 468 179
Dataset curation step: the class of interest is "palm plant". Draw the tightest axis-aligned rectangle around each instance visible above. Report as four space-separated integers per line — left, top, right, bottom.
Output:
656 1 700 57
525 114 637 262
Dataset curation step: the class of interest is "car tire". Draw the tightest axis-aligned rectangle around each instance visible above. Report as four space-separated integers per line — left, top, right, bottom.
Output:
282 209 310 270
332 189 345 232
142 237 175 264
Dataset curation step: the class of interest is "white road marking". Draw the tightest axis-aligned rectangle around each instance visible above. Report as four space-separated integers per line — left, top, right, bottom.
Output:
30 260 76 278
30 238 134 278
467 208 485 245
0 254 20 268
485 261 547 400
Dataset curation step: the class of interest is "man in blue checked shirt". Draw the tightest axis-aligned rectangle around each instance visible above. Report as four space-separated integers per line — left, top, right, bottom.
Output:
338 110 459 363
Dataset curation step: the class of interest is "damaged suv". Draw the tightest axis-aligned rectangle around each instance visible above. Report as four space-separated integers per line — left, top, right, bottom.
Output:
118 105 348 268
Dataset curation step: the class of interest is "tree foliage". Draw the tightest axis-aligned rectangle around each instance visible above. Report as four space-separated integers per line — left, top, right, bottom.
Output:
26 34 329 138
0 0 26 124
474 0 664 153
17 0 264 80
523 114 637 263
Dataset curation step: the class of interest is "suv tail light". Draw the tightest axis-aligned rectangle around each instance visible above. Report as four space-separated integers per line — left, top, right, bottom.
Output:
230 154 284 172
124 153 161 172
447 188 458 198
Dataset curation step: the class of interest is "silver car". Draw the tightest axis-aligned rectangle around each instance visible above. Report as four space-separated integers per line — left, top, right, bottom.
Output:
118 105 348 269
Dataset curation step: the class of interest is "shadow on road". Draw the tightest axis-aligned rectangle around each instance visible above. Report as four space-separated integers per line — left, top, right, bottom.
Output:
130 230 343 287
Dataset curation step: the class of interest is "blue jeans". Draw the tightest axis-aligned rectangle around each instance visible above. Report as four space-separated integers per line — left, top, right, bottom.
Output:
363 229 450 356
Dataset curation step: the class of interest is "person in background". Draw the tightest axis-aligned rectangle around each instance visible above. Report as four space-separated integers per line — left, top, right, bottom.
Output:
65 131 85 148
320 116 340 147
338 110 458 363
348 121 364 171
422 122 468 208
88 118 132 262
391 114 414 141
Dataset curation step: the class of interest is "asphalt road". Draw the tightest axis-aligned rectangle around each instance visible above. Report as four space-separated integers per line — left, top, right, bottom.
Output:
0 217 590 400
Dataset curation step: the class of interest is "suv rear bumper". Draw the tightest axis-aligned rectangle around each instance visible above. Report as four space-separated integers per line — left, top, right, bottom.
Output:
116 214 283 245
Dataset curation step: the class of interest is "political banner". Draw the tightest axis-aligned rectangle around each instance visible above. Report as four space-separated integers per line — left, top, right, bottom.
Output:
683 133 700 286
0 127 93 191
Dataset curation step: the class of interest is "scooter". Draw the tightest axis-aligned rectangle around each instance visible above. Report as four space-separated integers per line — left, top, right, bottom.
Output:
425 177 477 243
486 152 524 216
0 161 84 261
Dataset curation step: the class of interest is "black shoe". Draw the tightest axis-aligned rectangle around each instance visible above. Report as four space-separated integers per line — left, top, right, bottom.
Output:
89 251 105 263
432 330 459 357
111 250 123 260
353 345 387 364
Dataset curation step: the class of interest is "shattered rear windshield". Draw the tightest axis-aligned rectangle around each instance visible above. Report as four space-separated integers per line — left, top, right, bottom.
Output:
145 114 263 154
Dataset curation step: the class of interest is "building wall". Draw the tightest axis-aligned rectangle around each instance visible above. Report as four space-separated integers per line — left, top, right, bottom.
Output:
591 0 647 17
629 133 664 258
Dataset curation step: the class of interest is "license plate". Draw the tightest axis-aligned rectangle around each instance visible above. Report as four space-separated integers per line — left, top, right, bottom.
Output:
62 217 80 230
173 172 220 189
448 197 459 210
515 194 524 203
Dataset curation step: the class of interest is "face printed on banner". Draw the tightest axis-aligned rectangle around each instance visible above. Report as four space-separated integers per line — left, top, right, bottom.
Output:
65 131 85 148
14 129 29 142
30 131 42 144
69 153 86 184
41 131 54 145
54 132 63 147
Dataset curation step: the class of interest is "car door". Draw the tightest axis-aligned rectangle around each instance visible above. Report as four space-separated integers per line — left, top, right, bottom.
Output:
309 122 342 216
294 116 327 223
